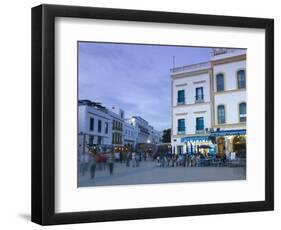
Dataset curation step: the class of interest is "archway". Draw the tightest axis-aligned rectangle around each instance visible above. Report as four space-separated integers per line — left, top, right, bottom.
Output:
232 135 246 158
217 137 225 157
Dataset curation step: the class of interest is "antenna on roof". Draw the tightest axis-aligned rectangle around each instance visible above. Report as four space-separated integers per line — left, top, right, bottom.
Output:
173 56 176 69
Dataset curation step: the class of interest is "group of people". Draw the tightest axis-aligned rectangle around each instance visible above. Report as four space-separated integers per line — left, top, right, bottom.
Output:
124 152 150 167
155 152 204 168
79 148 230 181
79 150 115 180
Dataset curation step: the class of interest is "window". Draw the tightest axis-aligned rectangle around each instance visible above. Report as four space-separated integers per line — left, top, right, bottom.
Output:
196 117 204 131
177 119 185 134
105 122 109 134
89 117 94 131
239 102 246 122
237 70 246 89
216 73 224 92
98 120 102 133
195 87 204 102
177 90 185 104
217 105 226 124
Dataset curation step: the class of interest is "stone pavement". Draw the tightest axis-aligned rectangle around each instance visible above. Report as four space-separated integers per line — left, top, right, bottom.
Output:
78 160 246 187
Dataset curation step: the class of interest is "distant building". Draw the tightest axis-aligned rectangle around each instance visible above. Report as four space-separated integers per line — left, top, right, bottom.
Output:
78 100 112 155
148 125 162 144
78 101 162 154
126 116 150 144
171 48 246 156
109 107 125 150
123 121 137 150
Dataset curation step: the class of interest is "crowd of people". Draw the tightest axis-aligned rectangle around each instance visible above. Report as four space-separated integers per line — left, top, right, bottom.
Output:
79 147 238 181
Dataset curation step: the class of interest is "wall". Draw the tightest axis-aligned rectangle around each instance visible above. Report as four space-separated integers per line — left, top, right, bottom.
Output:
172 72 211 106
0 0 279 229
173 104 212 135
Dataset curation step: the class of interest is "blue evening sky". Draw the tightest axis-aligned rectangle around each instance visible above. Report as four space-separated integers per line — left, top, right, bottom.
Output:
78 42 212 131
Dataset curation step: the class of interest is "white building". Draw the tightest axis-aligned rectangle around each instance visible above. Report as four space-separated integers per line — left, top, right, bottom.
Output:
78 100 112 155
171 48 246 157
126 116 150 144
148 125 162 144
211 48 246 156
123 121 137 149
171 61 212 154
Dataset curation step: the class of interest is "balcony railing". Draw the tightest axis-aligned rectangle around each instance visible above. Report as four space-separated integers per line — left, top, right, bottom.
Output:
171 61 210 74
195 129 205 134
195 95 204 103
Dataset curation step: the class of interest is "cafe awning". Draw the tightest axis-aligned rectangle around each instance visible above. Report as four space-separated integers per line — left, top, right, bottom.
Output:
181 136 209 143
210 129 246 137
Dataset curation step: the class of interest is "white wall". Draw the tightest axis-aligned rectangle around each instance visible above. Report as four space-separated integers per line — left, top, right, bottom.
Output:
0 0 279 230
173 104 212 135
172 72 211 106
214 91 246 125
213 60 246 91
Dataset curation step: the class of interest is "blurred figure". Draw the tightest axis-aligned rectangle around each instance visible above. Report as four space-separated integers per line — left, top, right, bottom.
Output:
80 152 89 176
132 152 137 167
126 152 131 167
107 152 115 175
89 151 96 179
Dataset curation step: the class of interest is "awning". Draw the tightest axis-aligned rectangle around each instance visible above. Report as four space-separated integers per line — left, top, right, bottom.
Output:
210 129 246 137
181 136 209 143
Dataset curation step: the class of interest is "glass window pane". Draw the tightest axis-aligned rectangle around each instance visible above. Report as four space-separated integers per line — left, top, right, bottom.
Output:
237 70 246 89
177 90 185 103
216 73 224 92
177 119 185 132
196 117 204 130
218 105 225 124
239 103 246 122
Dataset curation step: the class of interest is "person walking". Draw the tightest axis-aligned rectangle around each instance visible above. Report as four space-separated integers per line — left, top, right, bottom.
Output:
132 152 136 167
89 151 97 179
107 152 115 175
126 152 131 167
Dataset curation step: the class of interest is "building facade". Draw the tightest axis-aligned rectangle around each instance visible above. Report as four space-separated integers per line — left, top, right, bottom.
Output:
108 107 125 151
78 101 162 155
78 100 112 155
171 48 246 157
126 116 150 144
123 121 137 150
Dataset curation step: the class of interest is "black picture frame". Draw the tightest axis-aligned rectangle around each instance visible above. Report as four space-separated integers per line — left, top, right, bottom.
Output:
31 4 274 225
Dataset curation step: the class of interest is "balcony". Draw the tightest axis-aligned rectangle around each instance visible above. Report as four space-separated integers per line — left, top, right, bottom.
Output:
171 61 210 74
195 95 204 103
195 129 204 134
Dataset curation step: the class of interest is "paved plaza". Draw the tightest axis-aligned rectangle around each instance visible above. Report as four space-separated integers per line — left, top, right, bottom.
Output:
78 161 246 187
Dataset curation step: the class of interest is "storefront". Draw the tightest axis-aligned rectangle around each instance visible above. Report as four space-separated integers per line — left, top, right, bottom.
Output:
210 129 246 157
180 136 213 155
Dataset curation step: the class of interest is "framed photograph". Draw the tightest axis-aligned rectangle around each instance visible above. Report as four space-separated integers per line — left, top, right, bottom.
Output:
31 4 274 225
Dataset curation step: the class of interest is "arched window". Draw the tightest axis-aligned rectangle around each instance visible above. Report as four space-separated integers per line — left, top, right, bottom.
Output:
216 73 224 92
237 70 246 89
217 105 226 124
239 102 246 122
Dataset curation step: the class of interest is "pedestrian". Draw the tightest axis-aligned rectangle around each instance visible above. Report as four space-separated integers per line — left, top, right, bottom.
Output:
79 153 86 176
89 151 96 179
132 152 136 167
126 152 131 167
107 152 115 175
136 153 140 167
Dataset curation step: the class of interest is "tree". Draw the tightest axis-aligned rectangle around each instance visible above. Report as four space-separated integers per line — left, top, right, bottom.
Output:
162 129 171 143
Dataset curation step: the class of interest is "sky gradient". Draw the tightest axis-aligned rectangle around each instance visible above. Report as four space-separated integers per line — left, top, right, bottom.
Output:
78 42 212 131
